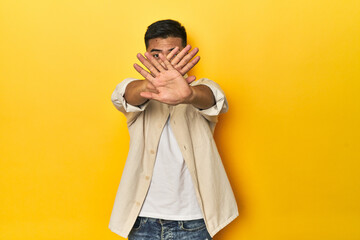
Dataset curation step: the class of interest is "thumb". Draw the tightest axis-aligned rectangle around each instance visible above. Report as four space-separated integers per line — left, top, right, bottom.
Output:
185 75 196 84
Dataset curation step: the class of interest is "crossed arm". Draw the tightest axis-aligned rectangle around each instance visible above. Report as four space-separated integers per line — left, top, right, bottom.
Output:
124 45 215 110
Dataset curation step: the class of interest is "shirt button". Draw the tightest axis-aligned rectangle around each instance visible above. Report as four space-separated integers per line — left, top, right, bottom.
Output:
183 145 187 150
145 176 150 180
150 150 155 154
135 202 141 206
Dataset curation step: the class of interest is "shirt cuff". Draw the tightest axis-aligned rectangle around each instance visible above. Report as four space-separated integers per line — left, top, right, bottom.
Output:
191 78 229 116
111 78 150 113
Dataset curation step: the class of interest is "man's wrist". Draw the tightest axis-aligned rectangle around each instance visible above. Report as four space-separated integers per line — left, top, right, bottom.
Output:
124 79 150 106
184 85 216 110
184 86 196 105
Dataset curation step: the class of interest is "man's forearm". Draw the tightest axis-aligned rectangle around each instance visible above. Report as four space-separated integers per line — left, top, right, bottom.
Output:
124 80 149 106
186 85 216 110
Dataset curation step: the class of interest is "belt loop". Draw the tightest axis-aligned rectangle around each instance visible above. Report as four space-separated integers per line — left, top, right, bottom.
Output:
142 217 149 224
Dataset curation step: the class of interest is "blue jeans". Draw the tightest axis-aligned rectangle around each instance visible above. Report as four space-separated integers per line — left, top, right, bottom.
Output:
128 217 212 240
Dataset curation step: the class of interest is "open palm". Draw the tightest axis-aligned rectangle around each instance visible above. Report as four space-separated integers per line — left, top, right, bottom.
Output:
134 51 198 105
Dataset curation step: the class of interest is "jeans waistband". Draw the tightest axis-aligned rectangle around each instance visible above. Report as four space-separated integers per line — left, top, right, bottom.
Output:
138 216 204 225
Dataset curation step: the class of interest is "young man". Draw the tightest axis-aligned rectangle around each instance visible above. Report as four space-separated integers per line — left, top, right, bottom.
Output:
108 19 238 240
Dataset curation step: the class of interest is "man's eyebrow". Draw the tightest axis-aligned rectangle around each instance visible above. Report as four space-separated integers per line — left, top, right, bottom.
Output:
150 48 176 52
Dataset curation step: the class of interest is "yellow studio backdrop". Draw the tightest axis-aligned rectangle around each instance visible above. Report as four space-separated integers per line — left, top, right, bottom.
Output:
1 0 359 239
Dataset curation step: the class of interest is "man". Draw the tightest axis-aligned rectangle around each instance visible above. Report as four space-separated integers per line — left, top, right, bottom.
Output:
109 19 238 240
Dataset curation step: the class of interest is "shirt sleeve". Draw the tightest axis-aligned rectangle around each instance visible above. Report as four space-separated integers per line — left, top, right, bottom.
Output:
191 78 229 123
111 78 150 124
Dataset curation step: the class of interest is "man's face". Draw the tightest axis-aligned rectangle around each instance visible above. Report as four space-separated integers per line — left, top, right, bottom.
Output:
146 37 184 60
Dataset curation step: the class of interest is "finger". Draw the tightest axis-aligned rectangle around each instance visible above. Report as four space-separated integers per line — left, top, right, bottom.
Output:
136 53 160 76
185 75 196 84
145 83 159 93
171 45 191 65
134 63 155 82
158 59 167 69
159 53 174 70
179 56 200 75
140 91 161 102
139 91 154 99
145 52 166 71
176 47 199 70
166 46 179 60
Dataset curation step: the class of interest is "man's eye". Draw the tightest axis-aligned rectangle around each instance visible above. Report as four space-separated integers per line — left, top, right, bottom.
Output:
153 54 159 58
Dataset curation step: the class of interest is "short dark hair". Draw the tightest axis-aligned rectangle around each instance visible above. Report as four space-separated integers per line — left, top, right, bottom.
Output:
145 19 187 49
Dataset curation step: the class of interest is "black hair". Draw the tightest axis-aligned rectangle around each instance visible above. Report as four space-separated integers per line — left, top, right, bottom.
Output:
145 19 187 49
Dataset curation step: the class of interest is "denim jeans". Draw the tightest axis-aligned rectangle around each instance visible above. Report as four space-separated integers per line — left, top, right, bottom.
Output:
128 217 212 240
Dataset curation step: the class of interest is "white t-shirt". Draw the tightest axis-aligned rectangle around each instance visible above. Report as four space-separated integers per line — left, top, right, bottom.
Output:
138 116 203 220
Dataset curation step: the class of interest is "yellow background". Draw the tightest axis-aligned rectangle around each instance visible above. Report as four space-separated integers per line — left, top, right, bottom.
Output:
1 0 359 239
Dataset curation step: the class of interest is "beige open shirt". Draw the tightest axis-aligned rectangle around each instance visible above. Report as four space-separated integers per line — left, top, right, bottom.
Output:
108 77 238 238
